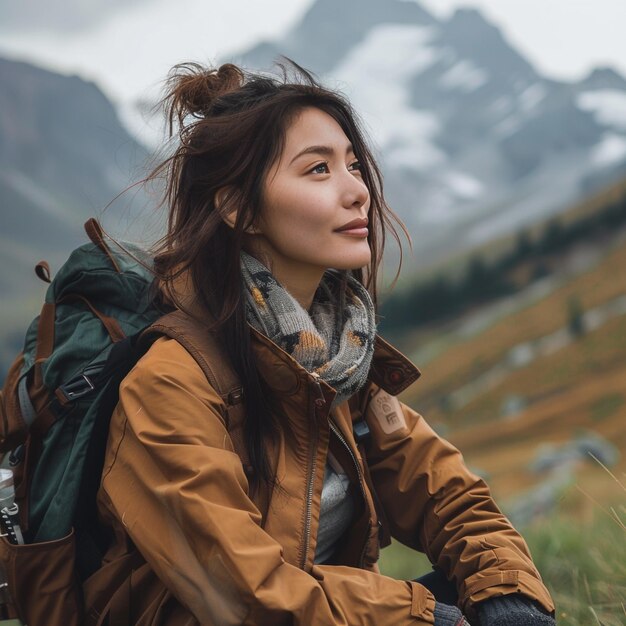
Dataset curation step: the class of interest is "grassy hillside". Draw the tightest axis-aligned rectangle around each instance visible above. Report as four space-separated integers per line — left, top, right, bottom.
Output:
378 201 626 623
380 174 626 333
398 237 626 503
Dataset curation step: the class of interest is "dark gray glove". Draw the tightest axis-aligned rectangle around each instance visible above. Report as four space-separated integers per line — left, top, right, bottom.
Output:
478 594 555 626
434 601 471 626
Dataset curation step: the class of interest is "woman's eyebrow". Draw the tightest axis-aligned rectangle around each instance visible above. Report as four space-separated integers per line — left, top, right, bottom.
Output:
289 143 355 165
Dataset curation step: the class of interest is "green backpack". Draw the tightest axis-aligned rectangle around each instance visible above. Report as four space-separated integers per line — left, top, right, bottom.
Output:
0 219 247 625
0 219 163 573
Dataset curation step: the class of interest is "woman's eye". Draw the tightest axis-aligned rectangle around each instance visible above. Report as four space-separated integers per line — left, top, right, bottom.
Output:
349 160 363 173
310 162 330 174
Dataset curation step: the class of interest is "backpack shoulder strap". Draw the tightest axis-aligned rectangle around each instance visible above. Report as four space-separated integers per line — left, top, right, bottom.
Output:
146 311 243 403
140 311 249 467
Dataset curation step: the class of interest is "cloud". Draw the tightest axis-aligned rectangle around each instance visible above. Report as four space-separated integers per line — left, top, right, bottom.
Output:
0 0 156 33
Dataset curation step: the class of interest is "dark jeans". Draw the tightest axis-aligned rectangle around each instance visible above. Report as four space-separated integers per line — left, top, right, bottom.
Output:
415 568 459 606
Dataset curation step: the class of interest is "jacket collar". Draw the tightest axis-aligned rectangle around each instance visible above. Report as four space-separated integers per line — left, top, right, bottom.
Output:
164 273 421 396
250 326 420 397
370 335 421 395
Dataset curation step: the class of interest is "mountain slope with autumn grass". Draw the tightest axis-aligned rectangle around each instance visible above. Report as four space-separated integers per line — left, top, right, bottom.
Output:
377 185 626 625
398 235 626 501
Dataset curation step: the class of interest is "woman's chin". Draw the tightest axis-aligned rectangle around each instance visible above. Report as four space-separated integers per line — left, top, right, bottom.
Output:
333 252 372 271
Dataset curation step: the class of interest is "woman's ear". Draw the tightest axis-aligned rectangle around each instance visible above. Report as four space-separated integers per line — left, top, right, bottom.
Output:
216 186 261 234
215 186 239 229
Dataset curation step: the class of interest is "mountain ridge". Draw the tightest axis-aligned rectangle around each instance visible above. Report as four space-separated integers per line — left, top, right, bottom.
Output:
227 0 626 268
0 56 151 298
4 0 626 275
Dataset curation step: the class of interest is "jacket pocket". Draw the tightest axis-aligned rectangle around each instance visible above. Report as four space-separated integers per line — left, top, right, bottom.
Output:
0 528 82 626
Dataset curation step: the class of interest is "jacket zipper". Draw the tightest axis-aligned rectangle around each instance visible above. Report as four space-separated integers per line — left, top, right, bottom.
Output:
327 416 372 568
301 373 326 569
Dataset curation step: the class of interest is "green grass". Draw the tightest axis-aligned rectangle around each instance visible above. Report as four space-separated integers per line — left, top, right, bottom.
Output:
524 509 625 625
379 540 431 581
379 477 626 625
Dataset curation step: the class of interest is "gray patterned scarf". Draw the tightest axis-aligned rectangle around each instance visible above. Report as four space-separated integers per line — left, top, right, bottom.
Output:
241 251 376 407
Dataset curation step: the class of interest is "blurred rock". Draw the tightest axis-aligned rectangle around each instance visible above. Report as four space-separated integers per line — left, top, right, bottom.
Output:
501 394 528 419
505 466 573 528
529 432 619 473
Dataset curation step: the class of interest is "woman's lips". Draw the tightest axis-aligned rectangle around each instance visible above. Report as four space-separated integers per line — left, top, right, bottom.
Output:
335 216 369 237
336 227 368 237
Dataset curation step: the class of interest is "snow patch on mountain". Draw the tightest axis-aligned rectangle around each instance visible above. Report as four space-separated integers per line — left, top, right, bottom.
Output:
490 83 547 137
590 133 626 166
519 83 547 112
489 96 513 116
444 170 484 199
493 114 523 138
577 90 626 129
333 24 446 171
439 60 488 92
418 188 459 223
411 170 484 224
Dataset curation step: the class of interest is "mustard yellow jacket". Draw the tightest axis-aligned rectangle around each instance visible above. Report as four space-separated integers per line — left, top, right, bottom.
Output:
83 323 554 625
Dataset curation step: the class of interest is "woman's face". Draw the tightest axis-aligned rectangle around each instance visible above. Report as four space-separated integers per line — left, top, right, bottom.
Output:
250 107 371 289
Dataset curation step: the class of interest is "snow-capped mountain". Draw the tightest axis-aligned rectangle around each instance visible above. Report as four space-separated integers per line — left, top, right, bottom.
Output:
231 0 626 266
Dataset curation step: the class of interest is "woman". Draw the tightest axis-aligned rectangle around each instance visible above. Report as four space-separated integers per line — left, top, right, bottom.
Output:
84 62 556 625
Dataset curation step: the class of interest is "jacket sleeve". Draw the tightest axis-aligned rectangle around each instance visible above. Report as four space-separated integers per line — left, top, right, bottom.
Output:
361 387 554 620
99 338 435 626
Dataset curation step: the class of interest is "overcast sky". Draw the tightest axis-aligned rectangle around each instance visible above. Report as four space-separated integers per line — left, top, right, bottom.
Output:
2 0 625 143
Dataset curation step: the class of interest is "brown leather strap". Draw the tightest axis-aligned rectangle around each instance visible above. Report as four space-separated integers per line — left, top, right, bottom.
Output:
0 354 27 451
58 295 126 343
35 302 56 365
30 303 61 436
142 311 249 466
33 302 56 394
84 218 122 273
28 404 58 438
29 296 125 439
35 260 52 283
145 312 243 410
7 302 62 446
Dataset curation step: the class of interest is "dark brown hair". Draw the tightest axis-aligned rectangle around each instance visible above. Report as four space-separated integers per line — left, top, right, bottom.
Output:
149 60 407 486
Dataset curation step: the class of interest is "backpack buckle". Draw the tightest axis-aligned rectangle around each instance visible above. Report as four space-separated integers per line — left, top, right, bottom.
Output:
353 418 371 444
57 365 103 403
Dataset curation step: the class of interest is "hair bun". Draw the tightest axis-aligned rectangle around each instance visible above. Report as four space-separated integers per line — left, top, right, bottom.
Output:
164 62 244 131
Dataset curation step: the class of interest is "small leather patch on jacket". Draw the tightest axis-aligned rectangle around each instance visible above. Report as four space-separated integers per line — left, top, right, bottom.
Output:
367 389 406 434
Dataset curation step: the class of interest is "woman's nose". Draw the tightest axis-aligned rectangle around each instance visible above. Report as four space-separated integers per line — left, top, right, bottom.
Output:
342 171 370 209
